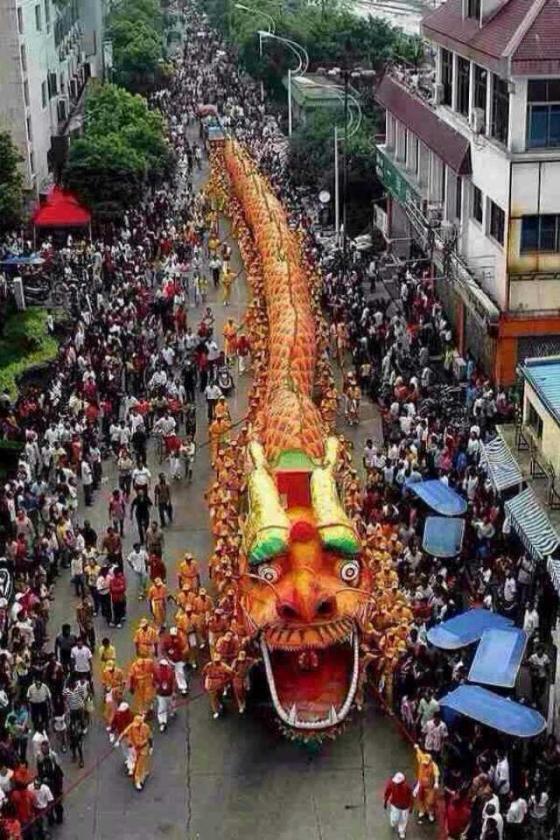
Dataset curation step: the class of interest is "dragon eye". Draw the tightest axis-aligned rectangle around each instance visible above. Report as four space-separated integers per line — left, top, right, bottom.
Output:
339 560 360 585
257 564 279 584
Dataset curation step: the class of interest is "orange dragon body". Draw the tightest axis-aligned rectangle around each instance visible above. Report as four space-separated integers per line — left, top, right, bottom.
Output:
206 138 411 741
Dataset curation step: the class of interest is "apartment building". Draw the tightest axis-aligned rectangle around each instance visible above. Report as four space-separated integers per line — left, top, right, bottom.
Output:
373 0 560 384
0 0 106 197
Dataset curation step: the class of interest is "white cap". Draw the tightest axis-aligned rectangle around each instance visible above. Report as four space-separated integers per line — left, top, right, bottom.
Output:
159 658 168 666
392 772 405 784
169 627 178 636
118 702 129 712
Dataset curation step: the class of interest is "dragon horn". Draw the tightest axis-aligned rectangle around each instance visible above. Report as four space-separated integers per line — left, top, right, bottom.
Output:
310 436 360 556
245 441 290 566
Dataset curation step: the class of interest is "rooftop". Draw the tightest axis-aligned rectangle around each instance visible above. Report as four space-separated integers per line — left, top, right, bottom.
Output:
422 0 560 76
282 74 359 108
520 355 560 425
375 73 471 174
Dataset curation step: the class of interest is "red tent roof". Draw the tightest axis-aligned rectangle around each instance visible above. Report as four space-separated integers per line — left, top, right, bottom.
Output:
32 186 91 228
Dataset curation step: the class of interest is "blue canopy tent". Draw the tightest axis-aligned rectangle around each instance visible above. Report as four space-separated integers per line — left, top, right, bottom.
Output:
423 516 465 557
0 253 44 267
427 609 513 650
468 628 528 688
439 685 546 738
407 479 467 516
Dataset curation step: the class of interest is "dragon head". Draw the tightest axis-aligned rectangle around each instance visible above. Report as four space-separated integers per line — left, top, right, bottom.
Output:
240 437 372 736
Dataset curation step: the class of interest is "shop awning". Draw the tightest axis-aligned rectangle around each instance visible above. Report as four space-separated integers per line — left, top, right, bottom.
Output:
407 479 467 516
423 516 465 557
427 609 513 650
439 685 546 738
468 628 527 688
32 186 91 228
504 486 560 562
480 433 523 493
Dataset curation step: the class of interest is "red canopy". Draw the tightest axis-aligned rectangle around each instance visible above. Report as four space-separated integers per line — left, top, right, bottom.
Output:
32 186 91 228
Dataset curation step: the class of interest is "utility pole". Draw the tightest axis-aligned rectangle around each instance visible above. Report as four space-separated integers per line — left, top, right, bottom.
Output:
334 125 339 239
342 68 349 281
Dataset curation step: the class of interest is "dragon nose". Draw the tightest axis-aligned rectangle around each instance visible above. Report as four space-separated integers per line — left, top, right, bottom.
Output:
276 594 337 622
276 601 301 622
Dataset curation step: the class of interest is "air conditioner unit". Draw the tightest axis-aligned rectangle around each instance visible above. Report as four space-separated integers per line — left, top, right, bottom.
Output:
469 107 485 134
433 83 445 105
427 204 443 223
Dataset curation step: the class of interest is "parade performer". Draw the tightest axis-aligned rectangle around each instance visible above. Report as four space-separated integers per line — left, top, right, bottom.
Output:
128 655 156 715
160 626 189 695
101 660 125 729
413 744 440 824
118 714 153 791
154 658 176 733
202 654 232 719
134 618 158 658
384 772 413 839
110 701 134 774
147 577 168 629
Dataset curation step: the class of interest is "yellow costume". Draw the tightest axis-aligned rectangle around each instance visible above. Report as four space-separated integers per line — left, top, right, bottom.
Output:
120 716 152 790
128 656 156 714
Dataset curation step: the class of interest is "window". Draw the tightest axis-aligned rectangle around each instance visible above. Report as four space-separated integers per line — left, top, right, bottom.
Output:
472 185 483 224
26 117 32 142
45 0 50 27
35 4 41 29
467 0 481 18
29 150 35 175
456 57 470 116
527 79 560 148
491 74 509 144
489 199 505 245
474 65 487 115
413 137 419 175
17 6 24 33
20 44 27 73
441 49 453 106
527 402 543 440
41 81 47 108
48 72 57 98
23 80 29 108
455 176 463 220
521 215 560 252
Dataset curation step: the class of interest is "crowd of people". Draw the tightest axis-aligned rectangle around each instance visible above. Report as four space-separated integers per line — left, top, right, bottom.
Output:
0 0 558 838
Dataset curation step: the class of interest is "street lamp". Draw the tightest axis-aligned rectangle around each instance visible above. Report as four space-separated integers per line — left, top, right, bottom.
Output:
301 78 362 238
234 3 276 34
258 30 309 136
327 67 375 275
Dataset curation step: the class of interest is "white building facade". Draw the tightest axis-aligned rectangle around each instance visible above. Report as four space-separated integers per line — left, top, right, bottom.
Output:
0 0 106 198
374 0 560 385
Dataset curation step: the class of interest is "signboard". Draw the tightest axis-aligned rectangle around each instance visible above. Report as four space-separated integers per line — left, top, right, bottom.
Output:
374 205 388 238
102 39 113 74
375 147 420 207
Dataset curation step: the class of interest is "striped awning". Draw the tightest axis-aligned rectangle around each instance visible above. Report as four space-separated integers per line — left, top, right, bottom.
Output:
480 434 523 492
504 487 560 563
548 556 560 594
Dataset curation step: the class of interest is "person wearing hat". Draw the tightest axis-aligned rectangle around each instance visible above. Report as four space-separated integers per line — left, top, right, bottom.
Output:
384 771 414 838
101 660 126 729
110 702 134 773
127 655 156 715
154 658 176 733
147 577 168 629
174 605 199 669
177 553 200 592
413 744 440 824
160 627 189 695
117 714 153 791
134 619 158 658
202 654 233 719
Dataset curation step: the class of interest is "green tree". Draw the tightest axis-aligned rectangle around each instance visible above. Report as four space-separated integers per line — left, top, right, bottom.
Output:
107 0 165 92
0 132 23 232
288 110 381 235
62 83 174 218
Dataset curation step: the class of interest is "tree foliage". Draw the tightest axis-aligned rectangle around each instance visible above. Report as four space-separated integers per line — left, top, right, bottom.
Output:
63 84 174 219
107 0 166 93
0 132 23 232
288 110 381 235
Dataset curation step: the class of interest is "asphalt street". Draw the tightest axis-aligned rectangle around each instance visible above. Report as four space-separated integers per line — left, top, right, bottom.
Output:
47 152 430 840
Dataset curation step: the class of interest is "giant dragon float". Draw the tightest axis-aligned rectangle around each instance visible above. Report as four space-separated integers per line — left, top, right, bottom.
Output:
206 138 413 741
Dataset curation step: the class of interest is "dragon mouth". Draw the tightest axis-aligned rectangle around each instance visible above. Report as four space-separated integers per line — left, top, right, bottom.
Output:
260 620 359 730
